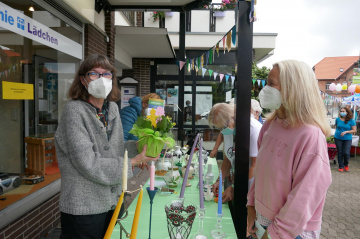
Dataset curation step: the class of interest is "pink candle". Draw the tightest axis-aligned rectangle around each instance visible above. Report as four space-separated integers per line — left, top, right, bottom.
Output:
199 139 204 209
150 161 155 190
179 133 200 199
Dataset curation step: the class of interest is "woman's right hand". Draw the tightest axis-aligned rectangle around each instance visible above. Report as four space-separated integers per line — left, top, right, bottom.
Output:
131 145 159 166
247 206 258 238
210 149 218 158
212 181 219 195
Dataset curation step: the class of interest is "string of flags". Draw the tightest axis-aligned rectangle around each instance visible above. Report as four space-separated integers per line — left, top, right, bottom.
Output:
252 79 266 87
319 90 343 104
176 25 236 85
0 63 20 78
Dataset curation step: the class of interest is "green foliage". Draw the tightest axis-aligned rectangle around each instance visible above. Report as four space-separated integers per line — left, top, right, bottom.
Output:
135 116 152 129
151 11 165 22
252 61 270 80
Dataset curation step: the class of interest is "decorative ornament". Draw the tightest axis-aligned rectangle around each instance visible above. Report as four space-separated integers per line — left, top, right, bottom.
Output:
342 84 348 90
355 85 360 93
335 83 342 92
348 84 356 93
329 83 336 91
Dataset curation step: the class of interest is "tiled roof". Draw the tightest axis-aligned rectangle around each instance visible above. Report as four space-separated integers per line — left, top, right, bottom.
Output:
313 56 359 80
3 49 20 57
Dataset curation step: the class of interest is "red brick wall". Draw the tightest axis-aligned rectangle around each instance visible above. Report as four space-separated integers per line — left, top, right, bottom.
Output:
0 194 60 239
122 59 151 97
84 24 107 57
136 12 143 27
105 11 115 65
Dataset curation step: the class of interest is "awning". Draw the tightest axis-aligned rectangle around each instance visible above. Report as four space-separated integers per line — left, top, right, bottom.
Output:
114 26 175 69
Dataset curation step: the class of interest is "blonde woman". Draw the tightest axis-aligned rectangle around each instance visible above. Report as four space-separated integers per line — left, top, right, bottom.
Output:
141 93 161 116
247 60 332 239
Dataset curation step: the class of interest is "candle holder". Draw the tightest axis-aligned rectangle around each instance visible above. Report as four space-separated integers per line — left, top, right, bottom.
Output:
193 207 208 239
210 213 226 239
146 186 158 239
165 199 197 239
116 209 130 239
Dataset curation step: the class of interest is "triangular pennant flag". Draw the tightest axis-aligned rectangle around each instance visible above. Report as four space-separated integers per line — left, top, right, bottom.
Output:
209 49 213 64
232 26 236 46
202 68 207 77
262 80 266 86
220 74 224 82
208 69 213 78
179 61 186 71
257 80 261 86
226 32 232 52
222 37 226 53
197 57 201 68
214 72 218 80
231 76 235 85
216 42 220 57
213 46 216 62
252 79 256 85
205 51 209 66
187 59 190 72
191 59 195 70
201 54 204 68
225 75 230 82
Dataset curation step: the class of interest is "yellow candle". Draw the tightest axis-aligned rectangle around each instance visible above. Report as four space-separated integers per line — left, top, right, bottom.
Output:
123 150 128 192
130 188 143 239
103 192 125 239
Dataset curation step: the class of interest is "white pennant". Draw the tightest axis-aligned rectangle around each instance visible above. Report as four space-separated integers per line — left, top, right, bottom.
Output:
257 80 261 86
202 68 207 77
231 76 235 85
213 72 218 80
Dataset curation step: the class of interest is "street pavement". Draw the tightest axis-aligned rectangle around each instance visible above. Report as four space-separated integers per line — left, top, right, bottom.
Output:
43 157 360 239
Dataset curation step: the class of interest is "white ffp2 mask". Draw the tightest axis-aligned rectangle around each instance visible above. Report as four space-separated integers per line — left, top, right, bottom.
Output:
259 86 282 110
86 77 112 99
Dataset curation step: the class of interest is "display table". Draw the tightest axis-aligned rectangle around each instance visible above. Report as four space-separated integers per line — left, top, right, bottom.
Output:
111 157 237 238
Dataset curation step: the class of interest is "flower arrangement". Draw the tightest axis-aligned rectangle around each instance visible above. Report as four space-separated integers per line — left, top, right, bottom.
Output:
150 11 165 22
214 0 237 11
129 107 176 157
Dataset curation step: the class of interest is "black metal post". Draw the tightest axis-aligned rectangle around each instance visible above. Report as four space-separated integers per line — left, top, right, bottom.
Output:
178 11 186 143
233 1 253 238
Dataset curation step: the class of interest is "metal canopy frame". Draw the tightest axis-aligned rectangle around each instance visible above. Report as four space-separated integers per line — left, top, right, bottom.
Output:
107 0 253 237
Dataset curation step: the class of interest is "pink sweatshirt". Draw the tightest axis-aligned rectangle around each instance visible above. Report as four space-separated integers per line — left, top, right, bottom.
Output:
247 118 332 239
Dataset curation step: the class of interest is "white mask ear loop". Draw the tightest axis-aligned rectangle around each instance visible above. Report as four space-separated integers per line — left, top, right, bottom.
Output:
81 76 90 90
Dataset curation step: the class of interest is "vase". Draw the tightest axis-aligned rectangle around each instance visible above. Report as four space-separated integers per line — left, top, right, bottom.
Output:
156 158 171 171
173 146 182 164
165 199 197 239
164 167 181 188
203 184 214 201
213 11 226 17
205 164 214 185
181 166 194 187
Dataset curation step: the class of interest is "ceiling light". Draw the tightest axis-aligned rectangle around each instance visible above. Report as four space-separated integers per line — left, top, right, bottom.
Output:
29 6 34 11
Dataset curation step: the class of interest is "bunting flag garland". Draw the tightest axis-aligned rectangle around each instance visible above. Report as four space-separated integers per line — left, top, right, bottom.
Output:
252 79 256 85
212 46 216 62
208 69 213 78
205 51 209 66
201 68 207 77
262 80 266 86
209 48 213 65
231 76 235 85
197 57 201 69
187 59 190 72
232 26 236 46
179 61 186 71
226 31 232 52
219 74 224 82
216 42 220 57
222 37 226 53
201 54 204 68
257 80 261 86
214 72 218 80
225 75 230 82
191 59 195 70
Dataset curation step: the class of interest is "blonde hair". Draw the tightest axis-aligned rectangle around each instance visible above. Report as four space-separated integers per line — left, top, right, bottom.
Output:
251 99 262 115
141 93 160 115
266 60 331 136
208 103 234 128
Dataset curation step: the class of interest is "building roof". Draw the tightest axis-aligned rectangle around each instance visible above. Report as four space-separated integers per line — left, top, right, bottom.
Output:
313 56 359 80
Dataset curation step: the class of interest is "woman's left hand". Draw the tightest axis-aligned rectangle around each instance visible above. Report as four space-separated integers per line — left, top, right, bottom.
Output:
341 131 347 137
131 145 159 166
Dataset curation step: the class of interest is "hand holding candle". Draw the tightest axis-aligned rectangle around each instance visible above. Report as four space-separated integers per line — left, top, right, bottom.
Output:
199 139 204 209
150 162 155 191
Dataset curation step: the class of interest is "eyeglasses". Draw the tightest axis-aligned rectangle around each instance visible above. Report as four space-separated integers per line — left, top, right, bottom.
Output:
86 72 113 80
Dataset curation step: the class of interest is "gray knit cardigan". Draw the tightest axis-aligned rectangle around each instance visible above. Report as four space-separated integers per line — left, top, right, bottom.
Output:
55 100 137 215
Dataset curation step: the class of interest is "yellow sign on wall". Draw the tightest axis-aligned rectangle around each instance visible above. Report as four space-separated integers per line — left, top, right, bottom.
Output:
2 81 34 100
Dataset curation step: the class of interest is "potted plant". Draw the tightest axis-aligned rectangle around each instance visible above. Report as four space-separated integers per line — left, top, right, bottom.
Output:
213 0 236 17
150 11 165 22
129 108 176 157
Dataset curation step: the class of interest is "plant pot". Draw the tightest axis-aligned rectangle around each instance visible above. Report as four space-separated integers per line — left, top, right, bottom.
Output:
213 11 226 17
138 136 165 157
165 12 174 17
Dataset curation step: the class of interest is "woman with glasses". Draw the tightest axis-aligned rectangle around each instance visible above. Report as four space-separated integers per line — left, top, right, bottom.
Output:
247 60 332 239
334 107 356 172
55 54 159 239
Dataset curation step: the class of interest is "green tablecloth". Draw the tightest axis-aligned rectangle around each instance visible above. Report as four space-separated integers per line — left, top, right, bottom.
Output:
110 157 237 239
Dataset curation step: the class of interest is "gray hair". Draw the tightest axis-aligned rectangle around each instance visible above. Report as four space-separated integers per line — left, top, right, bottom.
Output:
208 103 234 128
251 99 262 115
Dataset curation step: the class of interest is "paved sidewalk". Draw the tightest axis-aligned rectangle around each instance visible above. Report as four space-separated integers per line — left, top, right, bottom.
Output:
43 157 360 239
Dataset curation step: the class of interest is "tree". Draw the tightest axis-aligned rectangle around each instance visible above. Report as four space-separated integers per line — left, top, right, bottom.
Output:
251 62 271 115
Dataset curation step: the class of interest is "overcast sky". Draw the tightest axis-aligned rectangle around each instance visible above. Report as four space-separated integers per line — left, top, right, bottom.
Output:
253 0 360 69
